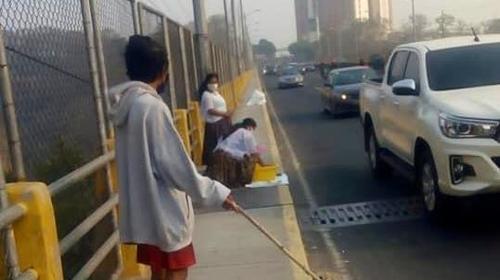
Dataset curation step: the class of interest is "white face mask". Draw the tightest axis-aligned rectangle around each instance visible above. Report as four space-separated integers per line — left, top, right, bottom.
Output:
207 83 218 92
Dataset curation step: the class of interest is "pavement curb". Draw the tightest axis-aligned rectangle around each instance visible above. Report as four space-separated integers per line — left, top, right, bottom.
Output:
192 71 313 280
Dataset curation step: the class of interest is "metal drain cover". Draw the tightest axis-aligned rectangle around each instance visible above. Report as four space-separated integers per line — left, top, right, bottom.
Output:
310 197 424 228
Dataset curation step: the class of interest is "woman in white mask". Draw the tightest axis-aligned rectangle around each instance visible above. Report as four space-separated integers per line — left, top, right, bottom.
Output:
199 73 233 167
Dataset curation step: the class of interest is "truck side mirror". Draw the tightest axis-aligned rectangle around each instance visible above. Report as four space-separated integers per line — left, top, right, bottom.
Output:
393 79 418 96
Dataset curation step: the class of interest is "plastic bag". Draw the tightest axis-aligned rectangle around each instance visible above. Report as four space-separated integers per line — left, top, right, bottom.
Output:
246 89 267 106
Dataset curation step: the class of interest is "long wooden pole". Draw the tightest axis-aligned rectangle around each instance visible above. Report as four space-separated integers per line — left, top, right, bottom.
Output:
236 205 322 280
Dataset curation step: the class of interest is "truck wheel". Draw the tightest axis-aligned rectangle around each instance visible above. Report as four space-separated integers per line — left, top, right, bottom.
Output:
367 127 391 178
417 150 448 219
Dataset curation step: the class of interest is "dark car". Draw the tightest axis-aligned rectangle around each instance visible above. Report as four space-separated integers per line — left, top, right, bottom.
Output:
262 65 277 75
321 66 376 116
305 64 316 72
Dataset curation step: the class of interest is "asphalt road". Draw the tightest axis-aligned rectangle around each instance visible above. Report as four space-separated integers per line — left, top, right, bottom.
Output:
263 72 500 280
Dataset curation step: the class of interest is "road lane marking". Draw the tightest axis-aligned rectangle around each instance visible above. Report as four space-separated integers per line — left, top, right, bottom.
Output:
264 82 353 280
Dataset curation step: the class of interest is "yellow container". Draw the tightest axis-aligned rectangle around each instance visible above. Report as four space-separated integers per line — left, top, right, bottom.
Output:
252 164 278 182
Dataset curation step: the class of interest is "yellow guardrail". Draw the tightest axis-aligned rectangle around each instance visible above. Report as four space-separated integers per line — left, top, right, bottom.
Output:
0 70 255 280
0 183 62 280
188 101 204 166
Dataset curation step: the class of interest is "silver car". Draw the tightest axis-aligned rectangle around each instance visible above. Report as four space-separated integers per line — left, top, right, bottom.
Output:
321 66 376 116
278 68 304 89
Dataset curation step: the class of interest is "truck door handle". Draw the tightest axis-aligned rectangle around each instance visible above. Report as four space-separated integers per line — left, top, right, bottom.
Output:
393 101 400 106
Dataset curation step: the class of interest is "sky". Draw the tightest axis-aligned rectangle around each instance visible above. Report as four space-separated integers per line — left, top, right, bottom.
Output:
144 0 500 49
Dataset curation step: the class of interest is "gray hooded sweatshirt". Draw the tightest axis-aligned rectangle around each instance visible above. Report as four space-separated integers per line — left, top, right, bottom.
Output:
108 81 230 252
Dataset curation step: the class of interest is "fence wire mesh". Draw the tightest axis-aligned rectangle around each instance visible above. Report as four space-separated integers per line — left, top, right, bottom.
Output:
95 0 135 88
0 0 248 278
140 7 174 107
0 0 101 178
167 19 188 108
183 28 197 101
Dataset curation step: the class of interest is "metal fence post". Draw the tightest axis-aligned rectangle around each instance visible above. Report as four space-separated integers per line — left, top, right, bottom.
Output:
218 48 224 81
210 43 216 73
189 33 199 90
79 0 123 275
221 49 226 83
89 0 114 139
215 47 220 75
131 0 141 35
136 2 144 35
163 18 178 110
0 28 26 181
179 27 191 105
0 155 21 279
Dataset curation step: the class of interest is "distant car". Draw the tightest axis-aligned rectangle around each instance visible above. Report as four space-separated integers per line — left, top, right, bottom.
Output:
305 64 316 72
278 68 304 89
262 65 276 75
321 66 375 116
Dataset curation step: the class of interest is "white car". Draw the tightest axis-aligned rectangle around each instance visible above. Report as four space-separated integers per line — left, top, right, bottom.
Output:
278 68 304 89
360 35 500 217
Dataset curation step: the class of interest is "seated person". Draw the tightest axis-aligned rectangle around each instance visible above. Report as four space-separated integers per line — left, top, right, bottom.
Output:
208 118 266 188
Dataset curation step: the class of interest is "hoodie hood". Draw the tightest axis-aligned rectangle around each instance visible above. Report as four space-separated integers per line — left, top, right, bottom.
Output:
108 81 160 127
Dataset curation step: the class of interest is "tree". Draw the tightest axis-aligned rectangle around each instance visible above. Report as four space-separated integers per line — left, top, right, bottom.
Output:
435 12 456 38
207 14 230 47
484 19 500 34
454 19 470 36
405 14 430 41
336 19 391 63
288 40 316 61
253 39 277 58
187 14 235 48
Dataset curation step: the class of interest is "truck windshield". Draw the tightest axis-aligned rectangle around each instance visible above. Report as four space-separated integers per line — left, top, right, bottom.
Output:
427 43 500 91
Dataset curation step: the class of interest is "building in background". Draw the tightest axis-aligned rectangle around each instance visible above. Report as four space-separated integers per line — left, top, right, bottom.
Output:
295 0 320 43
368 0 393 26
295 0 309 41
316 0 391 32
295 0 392 61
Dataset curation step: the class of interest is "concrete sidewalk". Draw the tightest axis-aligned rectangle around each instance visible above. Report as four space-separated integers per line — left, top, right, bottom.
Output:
191 73 311 280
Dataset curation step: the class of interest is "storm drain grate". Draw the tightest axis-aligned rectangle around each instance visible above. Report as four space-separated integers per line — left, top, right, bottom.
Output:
310 197 424 228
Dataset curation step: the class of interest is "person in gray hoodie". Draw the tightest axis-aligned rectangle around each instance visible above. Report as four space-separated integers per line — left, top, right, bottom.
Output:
108 35 237 280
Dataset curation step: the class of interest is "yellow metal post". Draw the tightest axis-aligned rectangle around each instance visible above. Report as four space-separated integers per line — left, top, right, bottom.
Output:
175 109 192 155
3 182 63 280
188 102 204 166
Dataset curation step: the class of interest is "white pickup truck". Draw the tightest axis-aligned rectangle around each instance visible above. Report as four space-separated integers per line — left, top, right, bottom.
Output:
360 35 500 217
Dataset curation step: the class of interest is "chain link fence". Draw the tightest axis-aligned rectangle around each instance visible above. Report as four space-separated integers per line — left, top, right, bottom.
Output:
167 18 188 108
183 28 198 101
0 0 249 278
139 6 175 107
0 0 101 178
95 0 135 88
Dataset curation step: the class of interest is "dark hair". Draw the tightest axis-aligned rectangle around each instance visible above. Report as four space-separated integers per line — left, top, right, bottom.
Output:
242 118 257 128
234 118 257 130
125 35 168 83
225 118 257 140
198 73 219 99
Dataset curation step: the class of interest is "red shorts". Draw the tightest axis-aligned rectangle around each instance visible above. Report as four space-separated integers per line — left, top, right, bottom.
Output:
137 243 196 272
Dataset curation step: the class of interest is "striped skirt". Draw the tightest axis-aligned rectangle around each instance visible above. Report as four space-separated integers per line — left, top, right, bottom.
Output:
207 150 257 189
202 118 232 166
